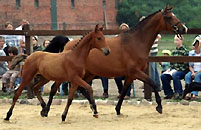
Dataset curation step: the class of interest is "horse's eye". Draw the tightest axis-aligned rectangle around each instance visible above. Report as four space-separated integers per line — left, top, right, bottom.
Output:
97 37 102 41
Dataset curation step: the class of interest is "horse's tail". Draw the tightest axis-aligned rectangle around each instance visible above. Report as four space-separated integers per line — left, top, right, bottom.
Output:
44 35 70 53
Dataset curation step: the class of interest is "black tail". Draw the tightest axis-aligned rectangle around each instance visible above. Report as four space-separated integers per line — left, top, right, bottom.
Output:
44 35 70 53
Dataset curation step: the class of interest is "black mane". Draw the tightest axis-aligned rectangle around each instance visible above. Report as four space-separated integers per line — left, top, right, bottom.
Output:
71 31 91 50
124 10 161 33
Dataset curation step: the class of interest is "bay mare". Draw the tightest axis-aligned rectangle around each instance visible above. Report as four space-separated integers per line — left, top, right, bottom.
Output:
4 25 110 122
39 6 187 117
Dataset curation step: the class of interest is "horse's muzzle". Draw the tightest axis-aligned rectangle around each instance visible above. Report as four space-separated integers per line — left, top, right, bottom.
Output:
102 48 110 56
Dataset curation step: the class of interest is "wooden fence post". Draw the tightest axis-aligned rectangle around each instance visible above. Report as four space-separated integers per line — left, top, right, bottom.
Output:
24 24 34 99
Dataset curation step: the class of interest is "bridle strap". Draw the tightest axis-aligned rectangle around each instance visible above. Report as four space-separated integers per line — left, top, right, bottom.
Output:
162 10 183 39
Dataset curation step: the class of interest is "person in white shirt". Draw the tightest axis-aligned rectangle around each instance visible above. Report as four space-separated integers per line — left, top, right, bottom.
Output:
0 36 8 75
15 19 29 54
184 35 201 100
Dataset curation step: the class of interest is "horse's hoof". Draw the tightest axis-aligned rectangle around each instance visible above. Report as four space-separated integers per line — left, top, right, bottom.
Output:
93 114 98 118
61 115 66 122
4 118 9 121
116 111 120 115
40 111 48 117
156 106 162 114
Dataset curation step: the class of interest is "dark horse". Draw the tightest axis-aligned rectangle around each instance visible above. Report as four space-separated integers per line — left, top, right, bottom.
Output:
16 6 188 117
44 35 69 53
4 25 110 122
183 82 201 99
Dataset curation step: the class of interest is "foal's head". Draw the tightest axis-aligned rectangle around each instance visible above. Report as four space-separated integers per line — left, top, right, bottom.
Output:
160 6 188 36
90 24 110 56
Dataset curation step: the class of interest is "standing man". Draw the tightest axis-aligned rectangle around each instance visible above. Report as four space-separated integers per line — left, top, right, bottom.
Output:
150 34 161 91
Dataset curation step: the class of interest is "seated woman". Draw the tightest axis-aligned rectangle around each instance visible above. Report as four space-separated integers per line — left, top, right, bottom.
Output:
2 47 20 93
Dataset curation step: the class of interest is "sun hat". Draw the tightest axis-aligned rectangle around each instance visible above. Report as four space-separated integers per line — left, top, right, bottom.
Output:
192 35 201 46
162 50 171 56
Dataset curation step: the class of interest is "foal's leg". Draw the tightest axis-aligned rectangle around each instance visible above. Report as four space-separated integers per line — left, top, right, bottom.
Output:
115 77 133 115
4 72 36 120
61 83 78 122
31 75 49 109
32 78 50 116
77 73 96 105
137 71 162 114
61 77 97 122
41 82 61 117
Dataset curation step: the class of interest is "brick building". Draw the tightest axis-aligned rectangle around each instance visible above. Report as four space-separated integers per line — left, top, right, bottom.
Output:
0 0 120 30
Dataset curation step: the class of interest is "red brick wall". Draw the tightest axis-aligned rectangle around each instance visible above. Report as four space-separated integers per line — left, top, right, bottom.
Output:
0 0 119 30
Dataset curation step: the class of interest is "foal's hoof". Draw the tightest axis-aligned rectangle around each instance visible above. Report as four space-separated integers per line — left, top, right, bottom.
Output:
115 108 120 115
4 118 9 121
93 114 98 118
156 106 162 114
116 110 120 115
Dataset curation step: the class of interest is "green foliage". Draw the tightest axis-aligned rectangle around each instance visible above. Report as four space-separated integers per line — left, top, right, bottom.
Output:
117 0 201 28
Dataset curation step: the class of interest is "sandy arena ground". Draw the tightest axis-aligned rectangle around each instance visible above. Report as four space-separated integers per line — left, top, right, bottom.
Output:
0 79 199 130
1 103 201 130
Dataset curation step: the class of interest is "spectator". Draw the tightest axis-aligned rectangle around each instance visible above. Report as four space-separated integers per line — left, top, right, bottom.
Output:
0 36 8 76
160 50 171 73
32 36 42 52
42 40 50 50
16 19 29 30
161 35 189 100
2 47 19 93
184 35 201 100
1 21 20 55
150 34 161 91
16 19 29 54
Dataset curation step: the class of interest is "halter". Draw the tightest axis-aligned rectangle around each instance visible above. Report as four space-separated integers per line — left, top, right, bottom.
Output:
162 10 183 38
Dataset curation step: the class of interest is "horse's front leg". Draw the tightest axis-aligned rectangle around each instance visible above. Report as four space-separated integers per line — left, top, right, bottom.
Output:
41 82 61 117
31 76 48 109
61 83 77 122
137 70 162 114
78 79 98 118
61 76 98 122
115 77 132 115
77 72 96 109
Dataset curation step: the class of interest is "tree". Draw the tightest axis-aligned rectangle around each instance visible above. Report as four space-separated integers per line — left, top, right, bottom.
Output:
116 0 201 28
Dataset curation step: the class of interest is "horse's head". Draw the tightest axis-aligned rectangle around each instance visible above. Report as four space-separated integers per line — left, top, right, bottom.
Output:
91 24 110 56
161 6 188 36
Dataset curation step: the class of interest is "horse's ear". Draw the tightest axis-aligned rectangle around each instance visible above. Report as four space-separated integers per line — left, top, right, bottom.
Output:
164 5 173 12
95 24 99 33
163 5 173 14
99 24 104 31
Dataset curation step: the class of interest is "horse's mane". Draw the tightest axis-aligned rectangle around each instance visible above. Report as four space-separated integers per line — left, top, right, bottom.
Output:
71 31 91 50
124 10 161 33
